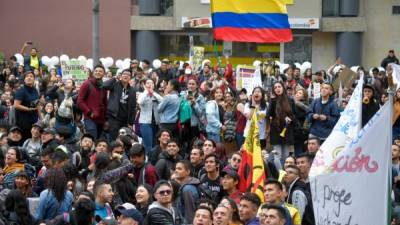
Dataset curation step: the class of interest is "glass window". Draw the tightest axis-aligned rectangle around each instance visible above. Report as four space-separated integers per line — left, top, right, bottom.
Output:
284 35 312 64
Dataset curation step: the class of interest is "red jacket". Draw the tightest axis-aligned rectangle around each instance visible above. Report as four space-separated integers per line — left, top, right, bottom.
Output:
77 78 108 124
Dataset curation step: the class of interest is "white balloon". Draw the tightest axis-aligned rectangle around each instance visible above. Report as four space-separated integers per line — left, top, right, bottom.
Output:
117 69 123 74
60 54 69 62
122 61 130 70
202 59 211 69
123 58 131 64
280 64 290 74
105 57 114 68
152 59 162 69
14 53 24 64
115 59 123 69
378 67 385 72
50 56 59 65
77 55 87 63
99 58 106 65
86 59 93 70
302 61 312 70
275 60 281 66
294 62 301 69
41 56 50 66
253 60 261 68
350 66 359 73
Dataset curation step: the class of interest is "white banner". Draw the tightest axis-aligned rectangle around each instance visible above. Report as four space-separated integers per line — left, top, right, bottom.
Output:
311 101 391 225
235 65 262 95
310 75 364 177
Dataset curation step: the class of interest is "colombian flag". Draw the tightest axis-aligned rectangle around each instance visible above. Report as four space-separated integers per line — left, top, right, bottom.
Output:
211 0 293 43
238 110 266 202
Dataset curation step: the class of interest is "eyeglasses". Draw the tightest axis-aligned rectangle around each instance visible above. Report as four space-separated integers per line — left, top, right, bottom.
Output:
119 131 127 135
157 190 172 196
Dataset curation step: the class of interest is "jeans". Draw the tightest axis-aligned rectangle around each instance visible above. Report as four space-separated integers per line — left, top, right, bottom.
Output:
236 133 244 150
140 123 157 154
207 132 221 143
272 144 293 164
84 119 102 139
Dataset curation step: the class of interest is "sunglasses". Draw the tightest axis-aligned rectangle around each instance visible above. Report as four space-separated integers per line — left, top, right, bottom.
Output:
158 190 172 196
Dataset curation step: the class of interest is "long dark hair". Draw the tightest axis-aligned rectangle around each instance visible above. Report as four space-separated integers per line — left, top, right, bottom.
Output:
45 168 67 202
221 197 241 223
272 81 292 127
4 190 33 225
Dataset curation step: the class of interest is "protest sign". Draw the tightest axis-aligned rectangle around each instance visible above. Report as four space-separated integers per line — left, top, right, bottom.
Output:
390 63 400 90
192 46 205 71
311 101 391 225
332 67 357 90
236 65 262 95
312 82 321 99
61 59 87 84
310 75 363 177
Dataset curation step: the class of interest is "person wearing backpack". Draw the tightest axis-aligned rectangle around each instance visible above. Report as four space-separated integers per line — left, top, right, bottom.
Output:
173 160 200 223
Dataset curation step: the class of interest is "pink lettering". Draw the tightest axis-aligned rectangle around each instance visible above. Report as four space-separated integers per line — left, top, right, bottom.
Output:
331 147 378 173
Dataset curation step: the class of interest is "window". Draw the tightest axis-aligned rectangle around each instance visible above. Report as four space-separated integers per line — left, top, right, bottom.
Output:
322 0 340 17
393 6 400 15
284 35 312 64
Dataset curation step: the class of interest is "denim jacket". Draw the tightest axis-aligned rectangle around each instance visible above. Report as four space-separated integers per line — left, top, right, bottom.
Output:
205 100 222 134
138 90 163 124
34 189 73 221
158 91 180 123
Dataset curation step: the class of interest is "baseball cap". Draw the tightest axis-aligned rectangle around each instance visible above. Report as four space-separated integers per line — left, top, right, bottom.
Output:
32 122 43 131
43 128 56 135
9 126 22 133
117 208 143 225
221 169 240 181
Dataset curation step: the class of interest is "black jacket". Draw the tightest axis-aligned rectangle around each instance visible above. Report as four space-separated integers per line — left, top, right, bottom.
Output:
155 151 182 180
381 55 399 69
103 78 136 125
287 179 315 225
145 202 182 225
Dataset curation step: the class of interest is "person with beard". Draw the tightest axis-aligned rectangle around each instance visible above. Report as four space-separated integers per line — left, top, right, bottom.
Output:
77 64 108 139
40 128 58 151
155 139 183 180
190 147 204 179
7 126 24 147
71 133 94 180
305 137 320 162
361 84 380 127
20 42 42 72
13 71 40 141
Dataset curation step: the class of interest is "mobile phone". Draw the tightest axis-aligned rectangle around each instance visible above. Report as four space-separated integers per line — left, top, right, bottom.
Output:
188 90 193 96
26 41 33 45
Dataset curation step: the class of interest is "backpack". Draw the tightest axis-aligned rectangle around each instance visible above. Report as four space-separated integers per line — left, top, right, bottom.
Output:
179 96 192 123
58 95 74 119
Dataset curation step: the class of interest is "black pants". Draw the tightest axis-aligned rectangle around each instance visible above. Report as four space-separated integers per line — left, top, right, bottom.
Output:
108 117 127 140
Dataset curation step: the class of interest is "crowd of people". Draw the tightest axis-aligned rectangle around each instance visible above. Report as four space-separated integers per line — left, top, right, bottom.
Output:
0 42 399 225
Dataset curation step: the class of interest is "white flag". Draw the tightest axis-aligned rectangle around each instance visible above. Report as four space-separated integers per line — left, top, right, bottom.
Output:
310 75 364 177
311 101 391 225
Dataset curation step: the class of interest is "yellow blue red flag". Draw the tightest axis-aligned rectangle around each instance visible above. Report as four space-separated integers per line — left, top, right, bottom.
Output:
211 0 293 43
237 110 266 202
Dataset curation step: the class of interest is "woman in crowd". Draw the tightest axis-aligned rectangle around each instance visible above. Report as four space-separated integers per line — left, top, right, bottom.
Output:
220 197 243 225
135 184 154 218
3 147 25 189
39 101 56 128
269 82 296 163
14 171 36 198
138 78 163 154
222 91 237 155
206 88 225 143
243 87 268 149
35 168 73 221
293 87 309 156
3 189 33 225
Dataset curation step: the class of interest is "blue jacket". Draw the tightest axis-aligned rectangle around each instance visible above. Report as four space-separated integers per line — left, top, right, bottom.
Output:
307 96 340 139
34 189 73 221
205 100 222 134
158 91 180 123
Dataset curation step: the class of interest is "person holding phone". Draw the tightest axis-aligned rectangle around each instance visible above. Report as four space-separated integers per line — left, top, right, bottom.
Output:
20 41 43 73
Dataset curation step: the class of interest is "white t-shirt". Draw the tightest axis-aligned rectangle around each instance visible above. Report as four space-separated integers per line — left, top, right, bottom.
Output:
243 102 268 140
